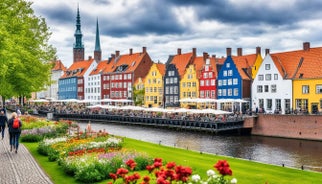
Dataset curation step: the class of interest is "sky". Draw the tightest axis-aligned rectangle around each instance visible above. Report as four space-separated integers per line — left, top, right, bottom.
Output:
30 0 322 68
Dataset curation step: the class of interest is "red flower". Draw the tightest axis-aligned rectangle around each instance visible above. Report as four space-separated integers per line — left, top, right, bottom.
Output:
166 162 176 169
116 168 129 177
126 159 137 170
153 161 163 168
143 175 150 183
109 173 118 181
214 160 233 176
146 165 155 173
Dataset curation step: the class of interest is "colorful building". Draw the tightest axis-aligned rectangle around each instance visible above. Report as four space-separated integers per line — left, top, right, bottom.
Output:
217 48 261 112
164 48 195 108
144 63 165 107
101 47 153 101
180 53 205 108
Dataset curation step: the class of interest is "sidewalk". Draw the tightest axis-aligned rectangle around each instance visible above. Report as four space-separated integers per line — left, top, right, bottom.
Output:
0 130 53 184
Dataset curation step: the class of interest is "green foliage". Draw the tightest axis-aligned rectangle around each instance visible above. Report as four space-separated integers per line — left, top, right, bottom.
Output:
20 134 42 142
133 86 145 106
0 0 56 99
134 156 153 171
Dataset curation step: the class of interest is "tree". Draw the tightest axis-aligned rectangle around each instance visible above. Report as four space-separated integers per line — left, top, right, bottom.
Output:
133 86 145 106
0 0 56 106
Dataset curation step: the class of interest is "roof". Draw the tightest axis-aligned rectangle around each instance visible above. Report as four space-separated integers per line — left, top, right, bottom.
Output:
271 47 322 79
90 61 108 75
104 52 146 74
191 56 205 78
170 52 193 77
52 60 66 71
155 63 166 76
61 59 95 78
232 54 257 80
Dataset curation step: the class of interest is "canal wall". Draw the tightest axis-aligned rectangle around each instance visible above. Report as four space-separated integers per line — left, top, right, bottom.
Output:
248 114 322 141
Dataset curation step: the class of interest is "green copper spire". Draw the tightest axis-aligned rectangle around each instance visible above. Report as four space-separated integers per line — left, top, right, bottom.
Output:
95 18 101 52
74 5 83 49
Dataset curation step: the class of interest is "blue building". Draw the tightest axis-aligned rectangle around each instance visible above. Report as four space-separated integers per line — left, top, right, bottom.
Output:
58 77 78 100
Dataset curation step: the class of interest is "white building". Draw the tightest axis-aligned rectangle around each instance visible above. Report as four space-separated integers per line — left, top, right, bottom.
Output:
252 54 292 114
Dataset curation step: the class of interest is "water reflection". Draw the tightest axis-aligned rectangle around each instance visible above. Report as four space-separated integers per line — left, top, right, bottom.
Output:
79 122 322 172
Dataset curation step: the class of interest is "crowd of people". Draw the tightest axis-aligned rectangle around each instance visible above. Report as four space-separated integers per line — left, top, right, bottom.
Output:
26 102 243 123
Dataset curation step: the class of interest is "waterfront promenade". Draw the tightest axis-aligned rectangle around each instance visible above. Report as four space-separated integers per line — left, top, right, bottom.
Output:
0 132 53 184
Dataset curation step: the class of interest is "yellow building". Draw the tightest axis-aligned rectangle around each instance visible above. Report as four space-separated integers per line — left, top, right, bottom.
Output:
180 56 204 108
293 79 322 114
144 63 165 107
291 44 322 114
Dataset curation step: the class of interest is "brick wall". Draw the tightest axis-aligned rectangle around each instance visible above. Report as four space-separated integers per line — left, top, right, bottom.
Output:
251 114 322 141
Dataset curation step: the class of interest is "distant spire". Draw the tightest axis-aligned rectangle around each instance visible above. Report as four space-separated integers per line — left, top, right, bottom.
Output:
95 18 101 52
74 5 83 49
94 18 102 61
73 5 85 62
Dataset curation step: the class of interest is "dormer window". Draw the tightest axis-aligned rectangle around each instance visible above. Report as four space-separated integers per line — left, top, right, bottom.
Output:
131 61 136 66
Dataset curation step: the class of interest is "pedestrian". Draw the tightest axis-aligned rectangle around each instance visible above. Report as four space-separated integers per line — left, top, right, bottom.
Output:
8 112 22 153
0 110 8 139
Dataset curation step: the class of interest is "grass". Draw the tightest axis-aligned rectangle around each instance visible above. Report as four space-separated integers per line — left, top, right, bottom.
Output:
24 137 322 184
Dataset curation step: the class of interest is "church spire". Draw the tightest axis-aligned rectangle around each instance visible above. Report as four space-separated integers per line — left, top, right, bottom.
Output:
94 18 102 61
73 5 85 62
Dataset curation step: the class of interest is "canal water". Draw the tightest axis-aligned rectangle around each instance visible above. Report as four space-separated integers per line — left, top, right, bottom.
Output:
78 122 322 172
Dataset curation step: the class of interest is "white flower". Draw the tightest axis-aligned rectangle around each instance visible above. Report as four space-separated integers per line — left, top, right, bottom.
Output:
207 169 216 177
231 178 238 184
191 174 201 182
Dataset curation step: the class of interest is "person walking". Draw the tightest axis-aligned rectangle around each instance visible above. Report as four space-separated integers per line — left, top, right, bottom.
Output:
0 110 8 139
8 112 22 153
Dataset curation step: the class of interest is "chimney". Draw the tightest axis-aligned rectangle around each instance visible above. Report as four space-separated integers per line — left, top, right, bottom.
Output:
142 46 147 53
88 56 92 60
129 48 133 55
265 48 270 56
115 50 120 57
192 48 196 57
177 48 182 55
226 48 232 56
212 54 216 59
303 42 310 51
111 54 115 59
237 48 242 56
256 46 261 55
203 52 208 61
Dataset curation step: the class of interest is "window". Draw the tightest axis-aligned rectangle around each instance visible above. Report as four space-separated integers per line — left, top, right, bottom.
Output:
200 81 204 86
233 88 238 96
226 63 230 68
174 78 178 83
274 74 278 80
200 91 204 98
265 64 270 70
267 99 272 110
228 89 232 96
211 79 215 86
222 80 227 86
222 89 227 96
258 75 264 81
316 84 322 94
275 99 281 111
271 85 276 93
192 82 196 87
257 85 263 93
302 85 309 94
259 99 264 108
227 79 232 85
223 70 227 77
218 89 222 96
218 80 222 86
203 73 208 78
233 78 238 85
182 82 186 87
264 85 269 92
228 70 233 76
265 74 271 80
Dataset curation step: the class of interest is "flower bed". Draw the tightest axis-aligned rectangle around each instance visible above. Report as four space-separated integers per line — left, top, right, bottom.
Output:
20 116 69 142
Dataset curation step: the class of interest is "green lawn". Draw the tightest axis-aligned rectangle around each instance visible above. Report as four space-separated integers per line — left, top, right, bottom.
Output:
24 137 322 184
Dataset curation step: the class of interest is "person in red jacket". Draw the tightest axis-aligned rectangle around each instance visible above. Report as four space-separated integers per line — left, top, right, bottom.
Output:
8 112 22 153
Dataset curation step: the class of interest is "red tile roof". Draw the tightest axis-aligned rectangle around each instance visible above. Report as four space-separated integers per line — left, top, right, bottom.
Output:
232 54 257 80
61 59 95 78
52 60 66 71
156 63 166 76
271 47 322 79
191 56 205 78
90 60 108 75
171 52 193 77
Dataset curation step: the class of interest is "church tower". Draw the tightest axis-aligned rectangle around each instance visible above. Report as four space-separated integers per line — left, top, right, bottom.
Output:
73 6 85 62
94 18 102 62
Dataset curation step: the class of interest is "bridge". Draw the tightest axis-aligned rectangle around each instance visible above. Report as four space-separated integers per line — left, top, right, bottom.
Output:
53 113 250 134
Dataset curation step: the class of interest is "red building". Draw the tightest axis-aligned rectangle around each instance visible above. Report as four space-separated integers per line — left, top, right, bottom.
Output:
101 47 153 100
